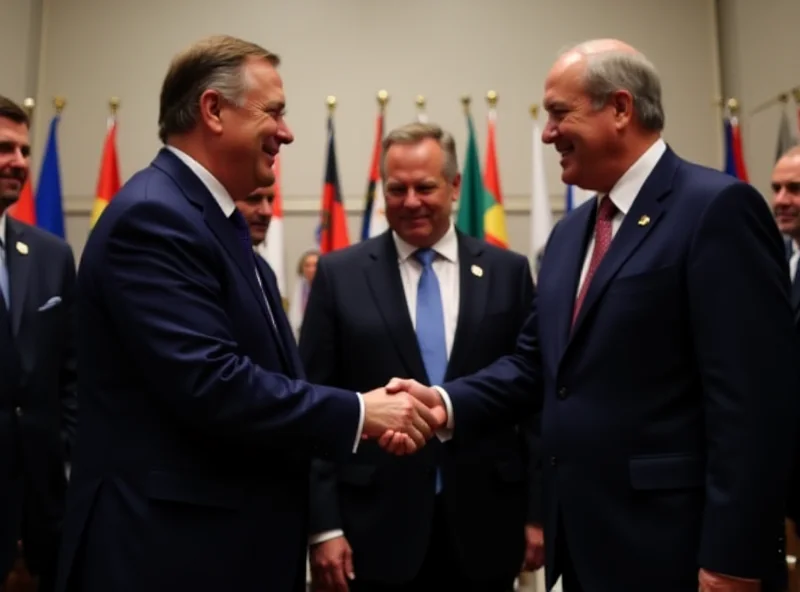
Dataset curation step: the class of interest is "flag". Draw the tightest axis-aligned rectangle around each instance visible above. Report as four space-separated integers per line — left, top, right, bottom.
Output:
483 107 509 248
317 115 350 254
565 184 593 212
723 114 749 181
530 116 552 273
455 113 494 240
776 108 797 162
360 110 386 240
90 115 121 228
256 155 286 302
35 115 65 238
7 178 35 224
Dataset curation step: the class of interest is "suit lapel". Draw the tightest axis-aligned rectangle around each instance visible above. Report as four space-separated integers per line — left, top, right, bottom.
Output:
446 234 488 380
6 219 31 337
364 232 428 381
152 149 274 326
550 200 596 364
256 258 300 376
569 150 678 339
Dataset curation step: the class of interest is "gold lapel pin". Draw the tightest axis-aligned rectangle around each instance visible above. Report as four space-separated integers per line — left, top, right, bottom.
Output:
471 264 483 277
16 241 28 255
637 215 650 227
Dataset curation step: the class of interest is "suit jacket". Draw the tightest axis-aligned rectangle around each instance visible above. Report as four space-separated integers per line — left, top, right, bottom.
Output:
299 230 538 584
54 149 362 592
443 148 798 591
0 218 76 578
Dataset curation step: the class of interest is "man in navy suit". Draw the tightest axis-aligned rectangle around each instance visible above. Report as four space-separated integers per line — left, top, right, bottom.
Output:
301 122 543 592
386 39 797 592
55 35 441 592
0 95 77 592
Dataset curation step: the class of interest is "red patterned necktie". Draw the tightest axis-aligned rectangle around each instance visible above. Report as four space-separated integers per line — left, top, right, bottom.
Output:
572 196 618 327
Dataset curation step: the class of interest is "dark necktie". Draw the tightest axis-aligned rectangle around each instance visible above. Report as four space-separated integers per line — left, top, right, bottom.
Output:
229 210 277 330
572 196 617 326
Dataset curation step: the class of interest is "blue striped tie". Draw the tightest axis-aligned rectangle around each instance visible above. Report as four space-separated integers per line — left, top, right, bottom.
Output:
414 248 446 494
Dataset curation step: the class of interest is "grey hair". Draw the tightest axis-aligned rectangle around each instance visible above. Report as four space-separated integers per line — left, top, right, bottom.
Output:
582 50 665 131
158 35 280 143
380 122 459 182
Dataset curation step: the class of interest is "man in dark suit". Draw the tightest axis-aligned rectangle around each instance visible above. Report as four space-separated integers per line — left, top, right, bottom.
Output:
0 95 77 592
54 35 441 592
301 122 543 592
386 39 797 592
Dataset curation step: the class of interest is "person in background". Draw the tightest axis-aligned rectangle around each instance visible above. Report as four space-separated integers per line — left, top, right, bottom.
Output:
237 183 275 247
301 122 543 592
0 95 77 592
288 249 319 340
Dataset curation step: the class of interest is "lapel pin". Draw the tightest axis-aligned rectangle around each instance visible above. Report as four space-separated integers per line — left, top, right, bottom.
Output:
471 265 483 277
16 241 28 255
637 215 650 227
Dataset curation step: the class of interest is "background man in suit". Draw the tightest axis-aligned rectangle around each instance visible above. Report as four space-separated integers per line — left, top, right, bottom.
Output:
54 35 441 592
386 39 798 592
237 183 276 246
301 122 543 592
773 146 800 318
0 95 77 592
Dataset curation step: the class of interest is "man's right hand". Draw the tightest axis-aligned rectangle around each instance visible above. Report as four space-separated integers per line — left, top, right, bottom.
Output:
361 387 442 454
310 536 354 592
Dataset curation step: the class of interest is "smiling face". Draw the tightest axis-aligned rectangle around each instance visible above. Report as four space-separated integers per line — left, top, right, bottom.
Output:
542 53 629 193
202 57 294 200
772 150 800 241
0 115 30 213
383 138 459 248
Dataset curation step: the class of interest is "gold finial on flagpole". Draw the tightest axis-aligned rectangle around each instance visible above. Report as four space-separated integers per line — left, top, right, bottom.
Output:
415 95 425 109
486 90 498 108
530 103 539 119
21 98 35 118
726 97 740 114
461 95 471 114
326 95 336 114
53 96 66 114
109 96 121 115
377 90 389 112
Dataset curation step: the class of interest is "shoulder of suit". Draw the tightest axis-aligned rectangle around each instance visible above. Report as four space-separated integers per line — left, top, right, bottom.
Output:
10 219 71 253
670 158 758 210
319 235 380 267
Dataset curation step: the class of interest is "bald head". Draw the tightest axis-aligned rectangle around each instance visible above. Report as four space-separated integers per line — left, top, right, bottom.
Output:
541 38 664 193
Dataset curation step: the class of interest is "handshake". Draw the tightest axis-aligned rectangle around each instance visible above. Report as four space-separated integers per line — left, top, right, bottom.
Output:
360 378 449 455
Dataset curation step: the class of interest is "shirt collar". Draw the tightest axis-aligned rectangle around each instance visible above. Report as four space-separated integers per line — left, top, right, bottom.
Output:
0 211 6 247
393 223 458 263
165 145 237 217
603 138 667 215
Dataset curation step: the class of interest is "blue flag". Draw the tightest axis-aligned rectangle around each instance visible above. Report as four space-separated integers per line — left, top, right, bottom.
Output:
35 116 65 238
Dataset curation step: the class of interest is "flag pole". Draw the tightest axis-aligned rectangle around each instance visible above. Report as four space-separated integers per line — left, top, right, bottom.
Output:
53 96 66 115
486 90 498 109
461 94 471 115
377 89 389 112
109 96 120 117
415 94 425 114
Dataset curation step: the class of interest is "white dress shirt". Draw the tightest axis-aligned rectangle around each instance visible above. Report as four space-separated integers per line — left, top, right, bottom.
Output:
576 138 666 294
164 145 364 455
790 241 799 283
309 224 459 545
0 212 8 306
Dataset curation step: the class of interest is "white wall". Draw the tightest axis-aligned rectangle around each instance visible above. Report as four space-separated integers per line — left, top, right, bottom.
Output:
1 0 44 103
28 0 721 295
717 0 800 198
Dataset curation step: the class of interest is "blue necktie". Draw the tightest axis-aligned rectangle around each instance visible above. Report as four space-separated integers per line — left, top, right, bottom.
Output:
414 248 447 494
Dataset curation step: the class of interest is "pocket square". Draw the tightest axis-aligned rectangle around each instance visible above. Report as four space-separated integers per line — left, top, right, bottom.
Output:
38 295 62 312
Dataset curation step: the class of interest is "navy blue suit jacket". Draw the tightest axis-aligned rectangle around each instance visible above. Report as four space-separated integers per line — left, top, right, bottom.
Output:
443 148 798 591
55 149 361 592
300 231 538 584
0 219 76 579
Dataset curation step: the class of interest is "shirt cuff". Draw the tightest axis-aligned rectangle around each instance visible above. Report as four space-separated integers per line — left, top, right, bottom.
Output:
353 392 365 453
432 385 454 442
309 529 345 546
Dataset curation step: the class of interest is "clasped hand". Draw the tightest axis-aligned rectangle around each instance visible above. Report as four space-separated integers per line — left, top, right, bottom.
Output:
361 378 446 455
